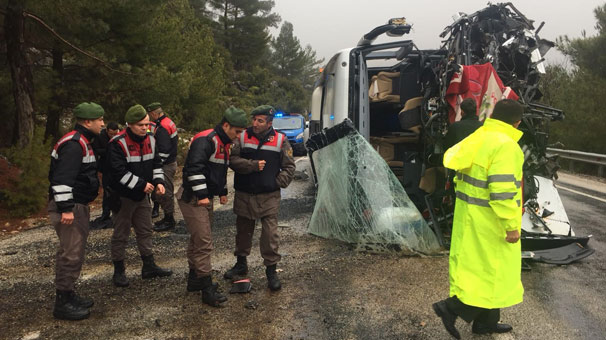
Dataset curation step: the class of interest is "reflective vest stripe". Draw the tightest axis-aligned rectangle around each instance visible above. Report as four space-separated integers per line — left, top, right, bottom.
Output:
490 192 517 200
457 172 521 189
51 132 95 164
188 175 205 181
456 191 490 207
192 183 207 191
52 185 72 193
55 193 74 202
488 174 521 188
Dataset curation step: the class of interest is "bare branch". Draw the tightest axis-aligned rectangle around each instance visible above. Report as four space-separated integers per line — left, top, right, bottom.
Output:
21 10 134 75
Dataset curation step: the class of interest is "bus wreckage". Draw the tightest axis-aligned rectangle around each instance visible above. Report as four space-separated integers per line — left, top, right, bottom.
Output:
305 3 594 264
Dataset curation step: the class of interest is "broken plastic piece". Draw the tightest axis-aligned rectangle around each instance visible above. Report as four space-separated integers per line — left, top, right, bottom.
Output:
230 279 252 294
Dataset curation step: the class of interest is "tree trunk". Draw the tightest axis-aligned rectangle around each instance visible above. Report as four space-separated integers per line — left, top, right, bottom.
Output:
45 45 64 143
5 0 35 147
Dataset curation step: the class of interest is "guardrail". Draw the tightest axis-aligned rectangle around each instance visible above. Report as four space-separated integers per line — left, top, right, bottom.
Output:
547 148 606 177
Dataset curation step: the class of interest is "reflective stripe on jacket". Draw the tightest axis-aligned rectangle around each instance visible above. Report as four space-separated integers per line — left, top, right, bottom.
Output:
443 118 524 309
107 129 164 201
154 115 178 164
48 125 99 212
182 126 232 199
233 128 285 194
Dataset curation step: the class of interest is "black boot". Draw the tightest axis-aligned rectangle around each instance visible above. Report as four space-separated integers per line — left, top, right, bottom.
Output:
112 260 129 287
70 291 94 308
472 322 513 334
201 276 227 307
223 256 248 280
188 268 219 292
53 290 90 321
266 264 282 291
141 254 173 279
153 213 175 232
151 202 160 219
432 300 461 339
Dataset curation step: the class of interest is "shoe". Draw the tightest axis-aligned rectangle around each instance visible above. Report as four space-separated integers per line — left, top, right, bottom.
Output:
153 214 175 232
70 291 94 308
187 268 218 292
151 203 160 218
141 255 173 279
224 256 248 280
112 260 129 287
472 322 513 334
53 290 90 321
266 264 282 291
432 300 461 339
201 276 227 307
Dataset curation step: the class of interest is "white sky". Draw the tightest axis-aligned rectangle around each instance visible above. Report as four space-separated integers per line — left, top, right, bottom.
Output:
272 0 605 66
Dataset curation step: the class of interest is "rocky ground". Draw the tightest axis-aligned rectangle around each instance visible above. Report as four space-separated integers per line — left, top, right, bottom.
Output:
0 160 604 340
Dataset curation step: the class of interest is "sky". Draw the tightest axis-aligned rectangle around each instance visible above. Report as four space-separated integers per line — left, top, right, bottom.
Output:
271 0 605 66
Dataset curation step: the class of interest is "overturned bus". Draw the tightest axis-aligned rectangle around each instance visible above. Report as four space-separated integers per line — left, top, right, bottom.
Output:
305 3 593 262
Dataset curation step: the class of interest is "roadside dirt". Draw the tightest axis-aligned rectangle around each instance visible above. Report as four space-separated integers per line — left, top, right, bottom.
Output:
0 158 458 340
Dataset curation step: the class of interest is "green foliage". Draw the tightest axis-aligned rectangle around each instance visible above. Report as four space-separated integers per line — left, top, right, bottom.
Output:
206 0 280 70
0 127 51 217
271 21 324 89
542 3 606 155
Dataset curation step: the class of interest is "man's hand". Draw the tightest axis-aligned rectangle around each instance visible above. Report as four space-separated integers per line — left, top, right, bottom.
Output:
197 198 210 207
219 195 228 205
258 160 266 171
506 230 520 243
155 183 165 195
61 212 74 225
144 182 155 194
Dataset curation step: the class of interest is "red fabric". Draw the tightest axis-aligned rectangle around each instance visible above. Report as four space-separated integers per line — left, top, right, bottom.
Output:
446 63 519 123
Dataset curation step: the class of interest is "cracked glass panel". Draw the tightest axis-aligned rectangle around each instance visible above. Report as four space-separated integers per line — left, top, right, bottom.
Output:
308 130 441 255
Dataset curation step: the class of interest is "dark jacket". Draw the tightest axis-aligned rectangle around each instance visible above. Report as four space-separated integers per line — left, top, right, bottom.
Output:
92 128 112 174
106 128 165 201
443 114 483 151
231 127 296 194
48 124 99 212
181 125 232 200
154 115 178 165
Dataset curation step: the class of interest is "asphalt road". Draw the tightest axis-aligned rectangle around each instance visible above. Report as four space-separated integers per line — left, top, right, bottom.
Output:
0 165 604 340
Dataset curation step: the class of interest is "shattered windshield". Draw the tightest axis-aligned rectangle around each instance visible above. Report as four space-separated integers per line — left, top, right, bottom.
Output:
307 122 441 254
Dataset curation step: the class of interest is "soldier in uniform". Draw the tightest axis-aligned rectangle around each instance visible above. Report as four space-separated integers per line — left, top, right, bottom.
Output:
106 104 173 287
48 102 105 320
224 105 296 291
178 106 248 306
146 102 179 231
91 121 120 229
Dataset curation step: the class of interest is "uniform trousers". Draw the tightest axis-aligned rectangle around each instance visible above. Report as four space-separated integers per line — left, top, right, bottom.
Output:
446 295 500 325
111 196 154 261
48 200 90 291
233 190 282 266
155 161 177 215
177 187 214 277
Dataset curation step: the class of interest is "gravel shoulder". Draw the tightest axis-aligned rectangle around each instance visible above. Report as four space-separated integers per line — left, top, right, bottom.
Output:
1 160 604 340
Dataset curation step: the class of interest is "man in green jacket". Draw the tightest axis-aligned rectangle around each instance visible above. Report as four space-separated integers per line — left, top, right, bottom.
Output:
433 99 525 339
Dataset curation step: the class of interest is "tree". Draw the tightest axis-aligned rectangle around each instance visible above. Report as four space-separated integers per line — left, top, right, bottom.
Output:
542 3 606 154
4 0 35 147
206 0 280 70
271 22 323 88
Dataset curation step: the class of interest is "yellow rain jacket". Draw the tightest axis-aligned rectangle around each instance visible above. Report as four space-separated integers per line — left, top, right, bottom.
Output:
443 118 524 309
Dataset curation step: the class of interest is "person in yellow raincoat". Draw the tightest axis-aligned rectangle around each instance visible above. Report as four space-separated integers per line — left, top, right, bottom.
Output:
433 99 525 339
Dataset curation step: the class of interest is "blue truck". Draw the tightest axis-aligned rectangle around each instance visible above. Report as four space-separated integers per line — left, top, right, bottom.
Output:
272 112 307 156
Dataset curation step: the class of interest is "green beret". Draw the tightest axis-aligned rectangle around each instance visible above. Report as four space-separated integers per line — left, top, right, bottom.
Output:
250 105 275 117
73 102 104 119
145 102 162 112
125 104 148 124
223 106 249 127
